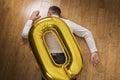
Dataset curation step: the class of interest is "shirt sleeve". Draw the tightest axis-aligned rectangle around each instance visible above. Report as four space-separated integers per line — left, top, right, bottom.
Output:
66 20 98 54
21 20 33 39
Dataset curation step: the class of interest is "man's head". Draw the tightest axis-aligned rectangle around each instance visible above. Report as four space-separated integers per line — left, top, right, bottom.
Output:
47 6 61 17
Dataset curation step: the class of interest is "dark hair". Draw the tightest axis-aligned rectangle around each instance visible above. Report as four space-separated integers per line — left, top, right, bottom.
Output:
49 6 61 16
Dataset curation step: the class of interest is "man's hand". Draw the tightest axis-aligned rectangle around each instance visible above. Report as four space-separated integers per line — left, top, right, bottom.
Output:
30 11 41 21
91 52 100 66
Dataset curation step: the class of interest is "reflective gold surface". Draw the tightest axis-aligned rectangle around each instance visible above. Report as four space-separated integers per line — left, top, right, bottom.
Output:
29 17 83 80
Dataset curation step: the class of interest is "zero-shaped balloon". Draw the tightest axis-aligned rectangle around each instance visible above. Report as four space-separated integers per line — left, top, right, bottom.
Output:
29 17 83 80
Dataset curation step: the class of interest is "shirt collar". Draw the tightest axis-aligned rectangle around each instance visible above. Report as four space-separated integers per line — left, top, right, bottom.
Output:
51 15 59 18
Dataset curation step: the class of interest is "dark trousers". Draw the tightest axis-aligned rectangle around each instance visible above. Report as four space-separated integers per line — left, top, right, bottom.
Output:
51 53 66 64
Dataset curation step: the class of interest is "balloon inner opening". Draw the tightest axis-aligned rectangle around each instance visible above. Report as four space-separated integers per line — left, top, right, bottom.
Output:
44 32 66 64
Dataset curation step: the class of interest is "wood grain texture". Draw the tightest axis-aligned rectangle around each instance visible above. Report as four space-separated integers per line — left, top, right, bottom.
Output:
0 0 120 80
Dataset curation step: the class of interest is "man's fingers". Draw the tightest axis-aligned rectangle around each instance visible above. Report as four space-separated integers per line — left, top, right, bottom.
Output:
35 11 40 16
33 10 40 14
91 53 100 66
34 11 40 19
36 16 41 20
30 10 41 21
37 16 41 18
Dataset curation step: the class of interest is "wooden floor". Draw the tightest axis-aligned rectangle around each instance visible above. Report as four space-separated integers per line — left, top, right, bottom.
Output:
0 0 120 80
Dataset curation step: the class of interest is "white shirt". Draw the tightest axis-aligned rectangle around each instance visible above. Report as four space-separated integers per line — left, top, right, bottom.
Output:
22 15 98 54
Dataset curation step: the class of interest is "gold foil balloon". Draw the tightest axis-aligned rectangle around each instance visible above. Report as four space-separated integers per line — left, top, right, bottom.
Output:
28 17 83 80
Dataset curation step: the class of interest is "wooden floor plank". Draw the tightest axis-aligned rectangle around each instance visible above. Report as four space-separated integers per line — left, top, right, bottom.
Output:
0 0 120 80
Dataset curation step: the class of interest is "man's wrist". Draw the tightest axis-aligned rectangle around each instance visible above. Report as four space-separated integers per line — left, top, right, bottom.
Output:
92 51 98 54
29 17 35 21
27 19 33 23
91 51 99 59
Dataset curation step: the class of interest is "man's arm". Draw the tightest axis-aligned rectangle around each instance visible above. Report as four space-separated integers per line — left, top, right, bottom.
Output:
66 20 100 66
21 11 40 39
21 20 33 39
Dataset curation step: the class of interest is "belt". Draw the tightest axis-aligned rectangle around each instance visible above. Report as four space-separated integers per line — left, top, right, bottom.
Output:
51 53 64 56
